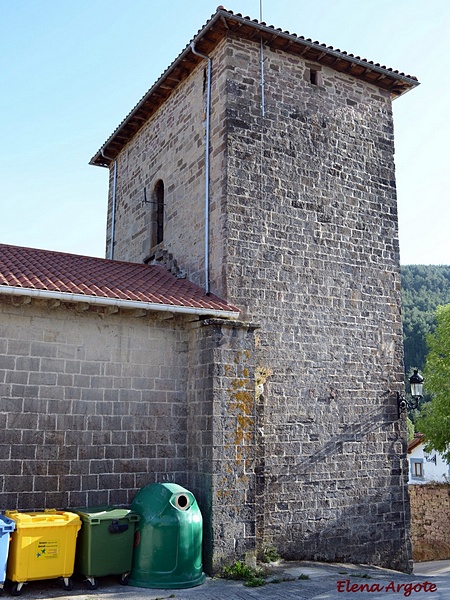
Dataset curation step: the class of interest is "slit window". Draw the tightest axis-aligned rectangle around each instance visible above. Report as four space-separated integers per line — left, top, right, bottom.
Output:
154 179 164 246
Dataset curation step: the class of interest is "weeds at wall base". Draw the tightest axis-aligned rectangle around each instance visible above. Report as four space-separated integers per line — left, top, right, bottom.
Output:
220 560 310 587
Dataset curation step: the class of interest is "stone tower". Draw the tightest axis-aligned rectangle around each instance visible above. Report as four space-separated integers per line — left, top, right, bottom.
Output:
91 8 419 572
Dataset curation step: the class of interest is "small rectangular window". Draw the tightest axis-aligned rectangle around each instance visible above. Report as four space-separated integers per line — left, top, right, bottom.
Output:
411 459 424 479
306 63 322 86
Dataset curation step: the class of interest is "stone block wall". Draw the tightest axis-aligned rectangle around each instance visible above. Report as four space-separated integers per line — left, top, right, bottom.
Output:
104 30 411 571
187 319 258 573
104 68 207 273
409 484 450 561
0 296 190 510
104 36 230 293
219 34 409 570
0 295 260 575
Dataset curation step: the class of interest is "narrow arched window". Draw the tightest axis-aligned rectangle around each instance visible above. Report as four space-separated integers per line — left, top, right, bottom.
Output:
154 180 164 245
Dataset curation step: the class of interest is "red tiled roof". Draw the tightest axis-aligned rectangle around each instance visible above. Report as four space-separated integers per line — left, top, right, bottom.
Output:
91 7 419 167
0 244 239 317
407 433 425 454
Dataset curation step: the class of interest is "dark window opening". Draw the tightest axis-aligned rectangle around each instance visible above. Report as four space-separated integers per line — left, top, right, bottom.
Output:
310 69 318 85
154 180 164 245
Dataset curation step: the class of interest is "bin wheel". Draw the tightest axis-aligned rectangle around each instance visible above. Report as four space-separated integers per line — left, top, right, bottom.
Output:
63 578 74 591
120 573 130 585
85 578 97 590
11 583 24 596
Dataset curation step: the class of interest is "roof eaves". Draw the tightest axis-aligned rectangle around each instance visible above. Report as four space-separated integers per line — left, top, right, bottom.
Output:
407 433 426 453
90 7 420 167
0 284 240 319
89 12 220 168
219 10 419 85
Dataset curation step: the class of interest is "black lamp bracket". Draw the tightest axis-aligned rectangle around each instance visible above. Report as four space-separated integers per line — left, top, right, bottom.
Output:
397 392 420 418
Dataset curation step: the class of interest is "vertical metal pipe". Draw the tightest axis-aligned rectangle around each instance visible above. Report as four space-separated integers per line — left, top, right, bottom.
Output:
190 42 212 295
109 160 117 260
260 0 265 116
101 150 117 260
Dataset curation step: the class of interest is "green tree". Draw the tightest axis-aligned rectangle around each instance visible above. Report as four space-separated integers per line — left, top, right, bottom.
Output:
406 417 415 442
401 265 450 375
417 304 450 460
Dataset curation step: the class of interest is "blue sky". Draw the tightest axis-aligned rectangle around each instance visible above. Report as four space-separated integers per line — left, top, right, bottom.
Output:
2 0 449 264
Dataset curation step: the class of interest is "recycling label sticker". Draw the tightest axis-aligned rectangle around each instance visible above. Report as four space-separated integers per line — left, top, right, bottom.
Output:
36 540 58 559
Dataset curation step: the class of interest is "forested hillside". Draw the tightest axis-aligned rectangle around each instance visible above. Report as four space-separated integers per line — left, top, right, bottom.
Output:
401 265 450 376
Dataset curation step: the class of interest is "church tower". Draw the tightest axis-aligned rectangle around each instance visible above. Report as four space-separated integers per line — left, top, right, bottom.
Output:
91 8 419 572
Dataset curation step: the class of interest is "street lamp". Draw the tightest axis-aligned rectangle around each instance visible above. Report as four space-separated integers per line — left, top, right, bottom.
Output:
409 369 424 399
397 369 424 417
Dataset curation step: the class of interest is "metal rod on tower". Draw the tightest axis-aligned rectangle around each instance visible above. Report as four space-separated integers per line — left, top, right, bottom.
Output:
260 0 265 116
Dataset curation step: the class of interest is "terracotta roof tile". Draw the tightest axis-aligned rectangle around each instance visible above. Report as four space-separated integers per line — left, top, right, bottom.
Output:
0 244 239 317
407 433 425 454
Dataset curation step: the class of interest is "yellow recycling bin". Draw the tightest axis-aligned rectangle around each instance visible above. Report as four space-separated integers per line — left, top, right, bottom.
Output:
5 510 81 596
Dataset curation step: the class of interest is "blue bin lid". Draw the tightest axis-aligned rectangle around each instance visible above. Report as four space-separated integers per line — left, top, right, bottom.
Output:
0 514 15 533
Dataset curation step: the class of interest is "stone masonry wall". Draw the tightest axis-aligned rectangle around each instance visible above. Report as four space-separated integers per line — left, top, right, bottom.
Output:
105 30 411 571
104 65 206 276
105 36 230 293
219 35 410 571
187 319 258 573
0 294 260 576
0 296 190 510
409 484 450 561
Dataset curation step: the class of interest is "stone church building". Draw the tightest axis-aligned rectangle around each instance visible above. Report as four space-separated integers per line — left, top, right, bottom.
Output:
0 8 419 573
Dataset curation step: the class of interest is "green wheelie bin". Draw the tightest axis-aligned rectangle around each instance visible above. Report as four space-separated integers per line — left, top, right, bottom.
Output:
72 506 139 589
129 483 205 589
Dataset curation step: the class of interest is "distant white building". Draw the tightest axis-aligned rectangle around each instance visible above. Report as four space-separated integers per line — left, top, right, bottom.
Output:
407 434 450 484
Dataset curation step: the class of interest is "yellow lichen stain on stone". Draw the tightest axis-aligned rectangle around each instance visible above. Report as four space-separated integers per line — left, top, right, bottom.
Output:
217 488 231 499
256 366 273 386
216 474 232 500
244 458 253 472
226 351 255 465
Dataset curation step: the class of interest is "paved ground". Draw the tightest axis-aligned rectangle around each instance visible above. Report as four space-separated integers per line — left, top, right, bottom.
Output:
3 560 450 600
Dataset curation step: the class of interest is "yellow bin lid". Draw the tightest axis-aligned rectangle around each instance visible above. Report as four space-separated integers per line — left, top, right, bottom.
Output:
5 510 81 529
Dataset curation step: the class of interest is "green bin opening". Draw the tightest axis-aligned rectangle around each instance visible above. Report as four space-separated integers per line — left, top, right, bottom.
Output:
129 483 205 589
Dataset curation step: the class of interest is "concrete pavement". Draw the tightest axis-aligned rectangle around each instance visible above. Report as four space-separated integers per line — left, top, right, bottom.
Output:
3 559 450 599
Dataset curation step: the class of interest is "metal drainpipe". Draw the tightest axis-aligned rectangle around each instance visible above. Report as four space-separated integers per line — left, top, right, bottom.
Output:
101 150 117 260
190 42 211 295
260 0 265 116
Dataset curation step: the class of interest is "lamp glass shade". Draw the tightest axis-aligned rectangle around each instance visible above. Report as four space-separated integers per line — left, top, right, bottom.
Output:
409 370 424 398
